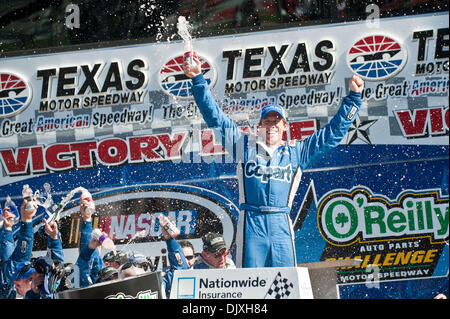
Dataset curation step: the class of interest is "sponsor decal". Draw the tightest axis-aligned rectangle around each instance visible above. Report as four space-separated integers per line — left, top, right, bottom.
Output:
0 72 32 118
347 35 407 80
413 28 449 76
315 186 448 284
159 54 216 99
105 289 158 299
177 274 268 299
222 41 335 94
244 161 292 183
347 105 358 121
174 267 311 300
36 59 148 113
318 187 448 245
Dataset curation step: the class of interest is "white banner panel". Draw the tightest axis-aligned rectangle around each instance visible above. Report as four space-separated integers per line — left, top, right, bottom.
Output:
169 266 313 299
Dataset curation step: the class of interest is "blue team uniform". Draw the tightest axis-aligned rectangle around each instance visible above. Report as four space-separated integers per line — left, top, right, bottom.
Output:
0 227 15 262
162 238 189 297
0 221 34 299
191 73 362 268
74 220 104 287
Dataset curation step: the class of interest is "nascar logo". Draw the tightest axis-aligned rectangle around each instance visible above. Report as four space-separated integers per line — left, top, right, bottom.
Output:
347 35 407 81
0 72 32 118
159 54 216 99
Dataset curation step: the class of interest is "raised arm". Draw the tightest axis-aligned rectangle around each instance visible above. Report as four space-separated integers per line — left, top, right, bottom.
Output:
183 57 243 158
297 75 364 169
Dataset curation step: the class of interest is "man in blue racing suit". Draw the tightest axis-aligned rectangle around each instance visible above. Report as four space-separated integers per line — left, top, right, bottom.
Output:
182 57 364 268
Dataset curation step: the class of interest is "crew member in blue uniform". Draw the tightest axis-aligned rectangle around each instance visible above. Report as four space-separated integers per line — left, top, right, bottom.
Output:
1 198 36 298
183 57 364 268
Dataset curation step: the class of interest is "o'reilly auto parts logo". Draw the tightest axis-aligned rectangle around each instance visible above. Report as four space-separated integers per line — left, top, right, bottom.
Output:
347 35 407 81
159 54 216 99
317 187 448 246
0 72 32 118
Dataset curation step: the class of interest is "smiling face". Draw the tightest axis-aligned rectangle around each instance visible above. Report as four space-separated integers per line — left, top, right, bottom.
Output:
259 111 287 147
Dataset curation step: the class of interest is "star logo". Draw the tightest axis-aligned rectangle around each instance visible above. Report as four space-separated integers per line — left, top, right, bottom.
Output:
346 115 377 146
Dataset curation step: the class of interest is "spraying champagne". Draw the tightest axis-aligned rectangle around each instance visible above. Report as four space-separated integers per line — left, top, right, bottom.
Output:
177 16 196 68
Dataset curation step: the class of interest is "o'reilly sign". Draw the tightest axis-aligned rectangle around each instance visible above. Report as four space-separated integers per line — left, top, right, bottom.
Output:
318 187 449 246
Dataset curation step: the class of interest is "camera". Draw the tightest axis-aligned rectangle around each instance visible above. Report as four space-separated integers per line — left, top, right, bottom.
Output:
31 255 67 295
32 255 54 274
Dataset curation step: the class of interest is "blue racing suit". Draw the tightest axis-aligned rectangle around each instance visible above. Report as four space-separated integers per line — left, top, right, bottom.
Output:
162 238 190 298
191 73 362 268
74 220 105 287
0 227 15 262
0 222 34 299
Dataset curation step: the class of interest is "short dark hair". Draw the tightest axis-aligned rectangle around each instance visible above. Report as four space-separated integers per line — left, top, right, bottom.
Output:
178 240 194 252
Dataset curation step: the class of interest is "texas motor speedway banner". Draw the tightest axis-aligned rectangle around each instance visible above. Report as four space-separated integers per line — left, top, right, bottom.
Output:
0 13 448 298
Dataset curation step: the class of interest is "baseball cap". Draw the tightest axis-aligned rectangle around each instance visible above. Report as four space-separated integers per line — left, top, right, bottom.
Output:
103 250 128 265
260 104 286 120
13 261 35 281
95 266 119 283
202 232 227 254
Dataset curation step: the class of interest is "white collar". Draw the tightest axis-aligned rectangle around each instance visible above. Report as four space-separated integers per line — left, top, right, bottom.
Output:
256 138 285 157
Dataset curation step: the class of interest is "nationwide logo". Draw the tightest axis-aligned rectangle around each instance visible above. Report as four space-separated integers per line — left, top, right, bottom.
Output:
0 72 32 118
347 35 407 81
159 54 216 99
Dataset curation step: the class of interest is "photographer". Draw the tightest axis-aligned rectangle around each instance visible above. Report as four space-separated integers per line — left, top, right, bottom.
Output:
24 218 65 299
1 196 37 299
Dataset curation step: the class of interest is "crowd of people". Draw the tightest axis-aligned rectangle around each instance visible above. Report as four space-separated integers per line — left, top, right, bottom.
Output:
0 189 235 299
0 194 65 299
